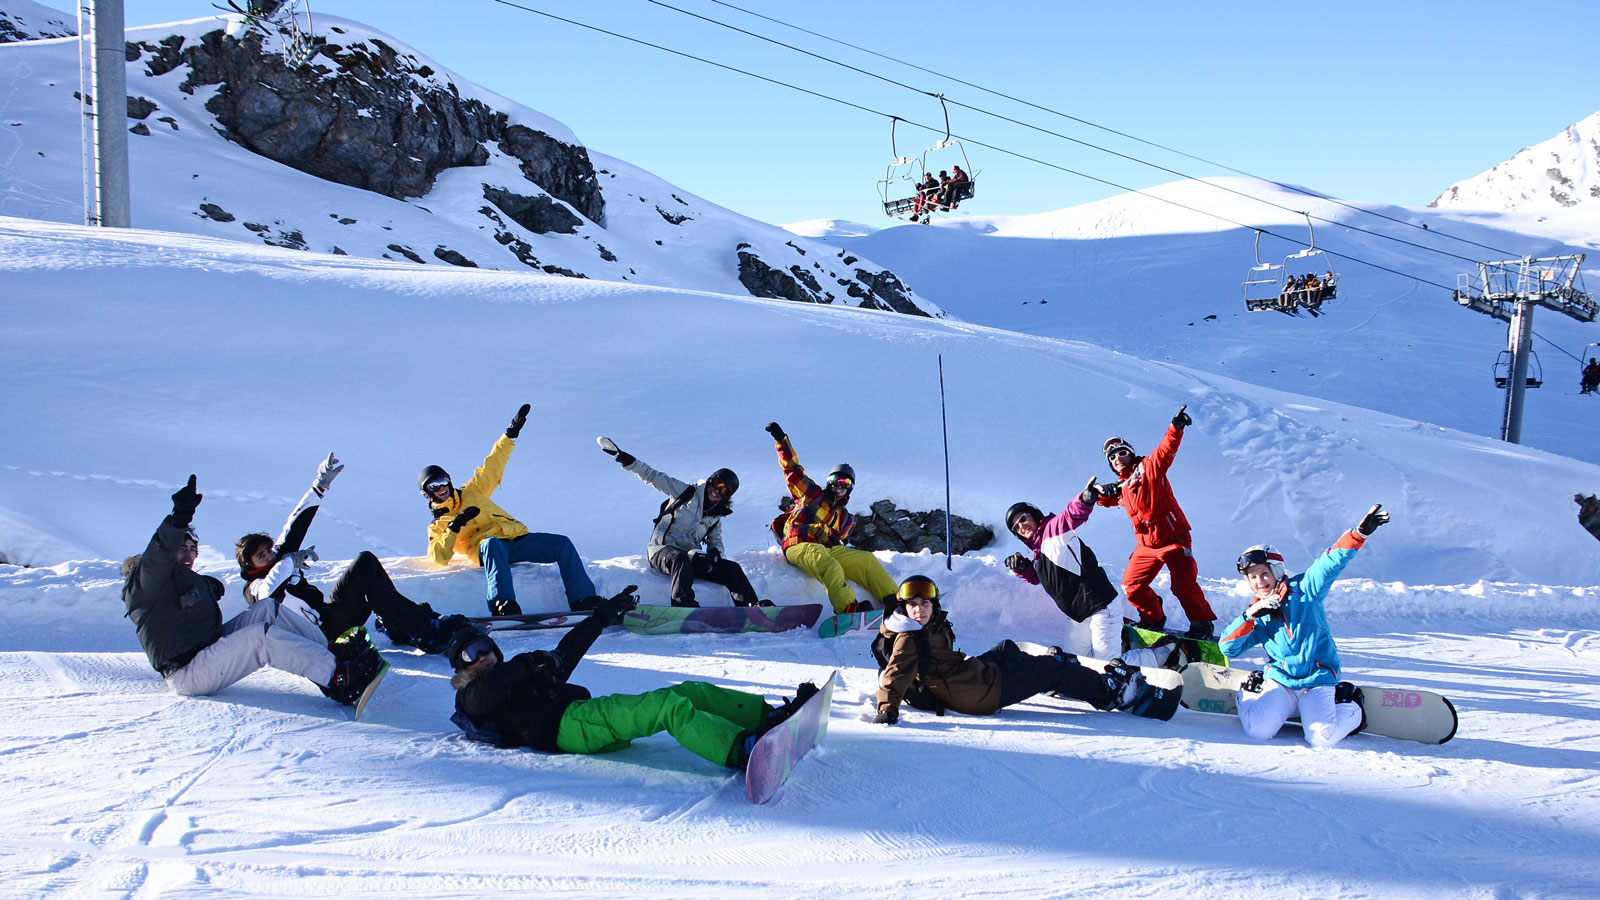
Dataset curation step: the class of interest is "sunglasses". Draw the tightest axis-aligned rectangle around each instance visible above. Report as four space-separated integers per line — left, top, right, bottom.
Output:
896 579 939 602
458 636 497 665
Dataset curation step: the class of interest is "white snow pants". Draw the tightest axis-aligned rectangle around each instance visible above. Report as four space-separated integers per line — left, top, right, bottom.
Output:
1237 679 1363 748
166 598 335 697
1062 601 1164 667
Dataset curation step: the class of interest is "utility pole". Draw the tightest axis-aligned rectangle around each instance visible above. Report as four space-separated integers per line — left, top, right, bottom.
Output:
1454 255 1593 443
78 0 130 227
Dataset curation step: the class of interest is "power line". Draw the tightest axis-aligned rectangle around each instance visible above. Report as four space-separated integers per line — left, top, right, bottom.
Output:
701 0 1530 262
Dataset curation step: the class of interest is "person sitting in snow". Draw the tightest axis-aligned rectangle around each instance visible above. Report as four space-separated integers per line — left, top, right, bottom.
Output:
449 587 818 769
420 403 602 617
1003 478 1176 666
123 475 383 705
872 576 1164 725
765 421 897 615
1097 406 1218 639
235 452 468 655
597 437 761 608
1218 504 1390 748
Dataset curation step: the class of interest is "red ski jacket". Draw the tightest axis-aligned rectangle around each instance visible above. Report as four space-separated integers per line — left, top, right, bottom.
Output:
1097 423 1192 548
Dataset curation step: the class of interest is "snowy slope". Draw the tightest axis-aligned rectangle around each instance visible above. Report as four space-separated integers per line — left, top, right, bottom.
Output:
1432 110 1600 213
0 11 938 316
0 0 71 42
805 177 1600 463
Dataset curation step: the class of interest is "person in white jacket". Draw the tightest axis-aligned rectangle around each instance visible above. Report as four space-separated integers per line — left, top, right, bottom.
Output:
599 437 762 608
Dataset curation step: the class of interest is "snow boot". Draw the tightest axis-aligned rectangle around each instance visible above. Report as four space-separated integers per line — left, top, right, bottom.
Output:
1335 680 1367 733
1092 658 1149 713
321 628 384 705
488 597 522 617
1184 620 1216 641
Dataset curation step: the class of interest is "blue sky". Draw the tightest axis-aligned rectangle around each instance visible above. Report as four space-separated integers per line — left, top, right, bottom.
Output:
119 0 1598 226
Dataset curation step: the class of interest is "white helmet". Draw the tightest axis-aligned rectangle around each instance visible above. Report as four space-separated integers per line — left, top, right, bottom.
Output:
1236 544 1285 582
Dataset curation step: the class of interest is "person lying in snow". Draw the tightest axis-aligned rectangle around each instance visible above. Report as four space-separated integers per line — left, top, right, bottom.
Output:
871 576 1163 725
449 587 817 768
1218 504 1390 748
235 452 467 655
123 475 381 705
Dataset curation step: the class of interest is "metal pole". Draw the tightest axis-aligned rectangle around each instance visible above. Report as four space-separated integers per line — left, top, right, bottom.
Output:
77 2 96 225
1502 298 1534 443
89 0 130 227
938 353 952 569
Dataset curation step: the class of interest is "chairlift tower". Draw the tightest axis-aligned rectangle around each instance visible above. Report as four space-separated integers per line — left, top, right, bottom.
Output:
77 0 130 227
1453 254 1594 443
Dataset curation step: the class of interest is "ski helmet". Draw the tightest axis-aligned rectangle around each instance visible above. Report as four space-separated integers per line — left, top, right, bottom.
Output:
827 463 856 490
1004 502 1045 539
419 464 452 494
1103 437 1136 472
445 625 502 672
707 467 739 496
1235 544 1286 582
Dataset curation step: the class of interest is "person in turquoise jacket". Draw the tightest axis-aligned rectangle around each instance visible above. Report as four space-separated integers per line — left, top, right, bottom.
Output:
1217 504 1389 748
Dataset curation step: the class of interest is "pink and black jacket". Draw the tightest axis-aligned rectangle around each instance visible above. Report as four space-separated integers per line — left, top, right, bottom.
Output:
1012 496 1119 623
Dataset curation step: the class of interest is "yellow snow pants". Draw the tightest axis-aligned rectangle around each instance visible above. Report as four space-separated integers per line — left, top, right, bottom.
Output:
784 543 897 613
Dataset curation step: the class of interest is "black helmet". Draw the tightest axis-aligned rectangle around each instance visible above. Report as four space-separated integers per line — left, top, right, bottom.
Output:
1004 502 1044 539
707 467 739 496
445 624 501 672
827 463 856 489
419 464 452 494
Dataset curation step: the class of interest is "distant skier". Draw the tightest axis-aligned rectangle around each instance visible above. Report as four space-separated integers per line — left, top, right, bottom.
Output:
123 475 382 705
1218 504 1390 748
872 576 1164 724
597 437 760 608
1581 358 1600 394
1003 479 1127 662
1097 405 1218 638
420 403 602 616
765 421 896 614
449 587 816 769
235 452 468 654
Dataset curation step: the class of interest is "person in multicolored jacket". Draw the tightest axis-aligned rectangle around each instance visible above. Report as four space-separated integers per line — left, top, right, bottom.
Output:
1217 504 1390 748
1097 405 1218 638
765 421 896 614
420 403 601 616
1002 477 1125 662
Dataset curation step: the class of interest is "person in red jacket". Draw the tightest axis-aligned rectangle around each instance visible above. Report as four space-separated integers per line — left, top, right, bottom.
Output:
1097 405 1217 639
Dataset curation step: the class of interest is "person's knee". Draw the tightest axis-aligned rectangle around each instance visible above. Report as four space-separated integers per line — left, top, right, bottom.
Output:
1240 717 1282 741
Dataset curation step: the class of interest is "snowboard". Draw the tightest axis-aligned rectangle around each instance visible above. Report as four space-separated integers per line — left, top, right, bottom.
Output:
1180 661 1459 744
745 670 838 804
467 611 591 632
351 659 390 722
621 603 823 636
1124 623 1229 667
1014 641 1183 721
816 609 883 639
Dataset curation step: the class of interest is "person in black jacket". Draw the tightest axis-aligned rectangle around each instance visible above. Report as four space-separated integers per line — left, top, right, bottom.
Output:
123 475 381 704
235 452 467 653
450 587 816 768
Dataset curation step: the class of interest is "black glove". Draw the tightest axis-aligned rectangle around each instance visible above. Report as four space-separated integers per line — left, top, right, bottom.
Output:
1357 503 1389 537
873 707 899 725
1172 405 1192 429
597 585 640 625
1079 476 1101 504
1100 481 1123 502
764 422 785 441
1004 552 1031 574
431 505 450 520
596 437 635 467
705 546 722 564
527 649 563 672
170 475 202 525
506 403 530 440
448 506 480 533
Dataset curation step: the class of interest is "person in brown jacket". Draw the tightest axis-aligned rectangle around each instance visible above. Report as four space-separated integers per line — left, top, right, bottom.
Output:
872 576 1157 724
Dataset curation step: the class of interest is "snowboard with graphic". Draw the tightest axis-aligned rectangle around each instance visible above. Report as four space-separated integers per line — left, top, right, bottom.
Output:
817 609 883 638
622 603 823 635
746 670 837 804
1014 641 1183 720
466 611 592 632
351 659 390 721
1124 623 1229 667
1180 661 1458 744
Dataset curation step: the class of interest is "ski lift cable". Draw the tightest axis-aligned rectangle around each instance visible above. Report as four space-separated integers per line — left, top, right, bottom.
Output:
649 0 1497 269
700 0 1529 262
1534 331 1583 364
483 0 1453 292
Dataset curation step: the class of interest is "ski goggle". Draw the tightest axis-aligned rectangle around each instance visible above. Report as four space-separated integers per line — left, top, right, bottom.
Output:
896 579 939 602
827 476 854 491
1106 445 1133 460
458 636 497 666
1236 548 1284 573
708 478 734 496
422 478 451 495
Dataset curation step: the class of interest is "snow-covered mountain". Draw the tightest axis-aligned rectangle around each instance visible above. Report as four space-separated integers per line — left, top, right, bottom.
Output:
0 0 72 42
1431 110 1600 213
0 9 936 316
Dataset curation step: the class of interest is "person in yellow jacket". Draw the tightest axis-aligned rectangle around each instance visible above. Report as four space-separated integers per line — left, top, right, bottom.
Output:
421 404 601 616
765 421 896 614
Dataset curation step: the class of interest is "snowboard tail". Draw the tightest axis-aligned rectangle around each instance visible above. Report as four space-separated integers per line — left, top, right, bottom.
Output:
817 609 883 639
351 659 390 722
745 670 837 804
1180 661 1458 744
622 603 823 635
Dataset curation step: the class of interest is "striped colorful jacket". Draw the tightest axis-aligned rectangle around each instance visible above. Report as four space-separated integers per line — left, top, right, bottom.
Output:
773 435 854 550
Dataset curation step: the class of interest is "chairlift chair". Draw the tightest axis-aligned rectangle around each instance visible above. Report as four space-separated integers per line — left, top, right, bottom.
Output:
1243 230 1290 313
1493 350 1543 388
1579 343 1600 393
877 117 929 219
1281 213 1338 314
916 95 978 216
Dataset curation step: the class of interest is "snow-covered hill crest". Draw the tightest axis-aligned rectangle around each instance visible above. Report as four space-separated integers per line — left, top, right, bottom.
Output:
1431 110 1600 213
0 0 72 42
0 9 938 316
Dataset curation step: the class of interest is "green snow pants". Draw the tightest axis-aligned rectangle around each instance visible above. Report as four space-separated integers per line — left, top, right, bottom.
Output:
555 681 772 767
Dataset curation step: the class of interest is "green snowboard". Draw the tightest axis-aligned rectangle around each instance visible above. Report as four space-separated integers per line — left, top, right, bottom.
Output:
1124 623 1229 667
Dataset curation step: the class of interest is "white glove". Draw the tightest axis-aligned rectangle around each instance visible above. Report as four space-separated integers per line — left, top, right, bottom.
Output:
1246 596 1281 620
313 452 344 494
288 546 319 571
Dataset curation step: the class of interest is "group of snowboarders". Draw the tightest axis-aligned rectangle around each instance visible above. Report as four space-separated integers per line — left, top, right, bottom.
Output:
121 398 1398 781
